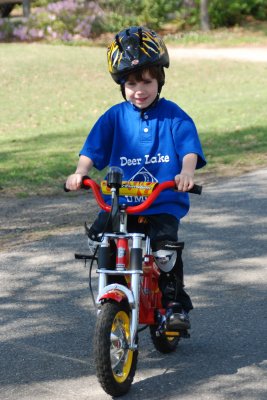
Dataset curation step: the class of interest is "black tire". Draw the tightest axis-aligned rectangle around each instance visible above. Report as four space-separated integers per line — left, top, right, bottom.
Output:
94 301 138 397
0 4 15 18
150 325 180 353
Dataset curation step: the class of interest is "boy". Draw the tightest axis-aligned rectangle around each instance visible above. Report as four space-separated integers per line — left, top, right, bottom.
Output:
66 26 206 329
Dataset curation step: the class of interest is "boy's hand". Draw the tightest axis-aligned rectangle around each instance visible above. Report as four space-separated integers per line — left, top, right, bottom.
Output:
175 153 197 192
174 173 195 192
65 173 83 191
65 156 93 191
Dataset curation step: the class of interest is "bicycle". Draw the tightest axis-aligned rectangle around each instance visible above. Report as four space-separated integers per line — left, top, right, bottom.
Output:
65 166 202 397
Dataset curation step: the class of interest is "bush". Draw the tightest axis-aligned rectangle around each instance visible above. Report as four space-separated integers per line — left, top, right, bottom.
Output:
97 0 182 31
0 0 104 41
208 0 267 28
0 0 182 41
1 0 266 42
171 0 267 29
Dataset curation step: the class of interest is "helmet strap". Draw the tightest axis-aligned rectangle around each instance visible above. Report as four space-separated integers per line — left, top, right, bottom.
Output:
120 83 127 100
140 94 160 117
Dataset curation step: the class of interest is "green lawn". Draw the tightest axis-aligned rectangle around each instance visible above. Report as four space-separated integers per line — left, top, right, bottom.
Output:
0 43 267 195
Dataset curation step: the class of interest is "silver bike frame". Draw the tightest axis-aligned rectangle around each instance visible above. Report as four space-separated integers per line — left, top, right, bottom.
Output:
96 212 146 350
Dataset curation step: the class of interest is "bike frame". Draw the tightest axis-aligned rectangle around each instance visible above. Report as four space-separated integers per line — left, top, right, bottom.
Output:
81 177 201 350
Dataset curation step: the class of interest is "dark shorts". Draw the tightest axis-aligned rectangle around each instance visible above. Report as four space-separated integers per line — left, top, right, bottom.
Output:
88 212 179 249
89 212 192 312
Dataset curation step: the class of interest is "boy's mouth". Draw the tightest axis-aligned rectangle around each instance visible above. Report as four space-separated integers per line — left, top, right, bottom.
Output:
135 97 148 103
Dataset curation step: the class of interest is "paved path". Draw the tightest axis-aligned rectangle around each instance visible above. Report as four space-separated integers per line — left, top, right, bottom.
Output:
168 46 267 62
0 169 266 399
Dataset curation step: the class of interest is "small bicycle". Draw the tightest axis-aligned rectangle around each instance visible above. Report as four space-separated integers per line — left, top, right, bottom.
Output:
65 167 201 397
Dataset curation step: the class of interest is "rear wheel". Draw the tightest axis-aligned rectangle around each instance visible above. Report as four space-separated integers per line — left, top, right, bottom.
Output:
150 325 180 353
94 301 138 397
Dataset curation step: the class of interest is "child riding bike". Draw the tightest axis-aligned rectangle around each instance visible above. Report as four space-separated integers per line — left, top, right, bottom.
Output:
65 26 206 329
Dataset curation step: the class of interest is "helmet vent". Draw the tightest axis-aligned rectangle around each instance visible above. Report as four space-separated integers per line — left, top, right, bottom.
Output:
138 27 143 45
115 34 123 52
107 26 169 84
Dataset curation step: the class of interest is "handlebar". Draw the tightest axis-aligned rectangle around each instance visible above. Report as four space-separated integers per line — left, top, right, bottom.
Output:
64 177 202 214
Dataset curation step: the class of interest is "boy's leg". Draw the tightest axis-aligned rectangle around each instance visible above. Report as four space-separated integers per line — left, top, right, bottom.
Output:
148 214 193 313
86 212 112 242
158 248 193 312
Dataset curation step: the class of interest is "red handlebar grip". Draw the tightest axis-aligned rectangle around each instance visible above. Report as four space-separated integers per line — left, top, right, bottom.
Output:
79 177 201 213
82 177 111 212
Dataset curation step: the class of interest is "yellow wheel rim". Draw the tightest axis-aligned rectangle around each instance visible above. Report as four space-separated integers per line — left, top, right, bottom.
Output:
111 310 133 383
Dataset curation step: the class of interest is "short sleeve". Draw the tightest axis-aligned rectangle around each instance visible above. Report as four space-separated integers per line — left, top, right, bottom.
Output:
80 111 115 170
172 119 206 169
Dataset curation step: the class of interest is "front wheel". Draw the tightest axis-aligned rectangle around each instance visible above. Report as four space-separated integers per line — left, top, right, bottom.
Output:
94 301 138 397
150 325 180 353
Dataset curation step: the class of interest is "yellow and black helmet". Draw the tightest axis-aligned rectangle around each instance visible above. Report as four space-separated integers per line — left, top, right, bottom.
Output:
107 26 169 84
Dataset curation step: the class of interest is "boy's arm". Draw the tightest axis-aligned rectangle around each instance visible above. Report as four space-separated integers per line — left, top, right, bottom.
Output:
66 155 94 191
174 153 198 192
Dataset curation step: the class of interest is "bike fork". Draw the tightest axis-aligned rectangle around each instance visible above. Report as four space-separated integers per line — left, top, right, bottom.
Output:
129 234 143 349
96 234 144 350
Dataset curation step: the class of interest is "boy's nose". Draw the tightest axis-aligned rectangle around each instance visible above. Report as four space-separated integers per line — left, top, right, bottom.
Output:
135 84 145 93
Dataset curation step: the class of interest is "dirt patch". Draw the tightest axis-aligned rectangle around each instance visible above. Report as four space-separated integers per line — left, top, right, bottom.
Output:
0 192 99 251
0 166 261 251
168 46 267 62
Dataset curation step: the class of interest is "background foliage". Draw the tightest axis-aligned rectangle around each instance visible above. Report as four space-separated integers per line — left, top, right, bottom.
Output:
0 0 267 42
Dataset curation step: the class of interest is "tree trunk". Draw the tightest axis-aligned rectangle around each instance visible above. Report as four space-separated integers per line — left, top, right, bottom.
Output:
23 0 30 17
200 0 210 31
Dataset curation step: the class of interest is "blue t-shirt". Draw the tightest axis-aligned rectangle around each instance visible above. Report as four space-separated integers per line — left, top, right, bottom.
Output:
80 98 206 220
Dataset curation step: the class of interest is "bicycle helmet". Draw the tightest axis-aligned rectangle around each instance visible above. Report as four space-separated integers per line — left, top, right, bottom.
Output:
107 26 169 84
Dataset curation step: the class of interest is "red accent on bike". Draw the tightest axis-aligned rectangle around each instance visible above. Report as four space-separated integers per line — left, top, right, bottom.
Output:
139 255 163 324
99 289 126 303
126 181 175 213
82 178 111 212
82 178 175 213
116 238 129 269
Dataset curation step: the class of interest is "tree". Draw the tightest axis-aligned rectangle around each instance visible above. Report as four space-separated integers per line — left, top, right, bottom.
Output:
200 0 210 30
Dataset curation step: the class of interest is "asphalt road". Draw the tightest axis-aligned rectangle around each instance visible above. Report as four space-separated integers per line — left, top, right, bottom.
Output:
0 168 266 400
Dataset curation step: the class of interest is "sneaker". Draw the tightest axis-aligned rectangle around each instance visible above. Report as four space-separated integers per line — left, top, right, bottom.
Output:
165 302 191 330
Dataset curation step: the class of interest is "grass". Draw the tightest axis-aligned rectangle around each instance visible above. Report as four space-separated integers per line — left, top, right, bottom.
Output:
164 58 267 179
0 41 267 196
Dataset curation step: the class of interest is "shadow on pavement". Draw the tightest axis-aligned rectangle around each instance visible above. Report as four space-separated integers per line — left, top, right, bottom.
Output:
0 169 266 399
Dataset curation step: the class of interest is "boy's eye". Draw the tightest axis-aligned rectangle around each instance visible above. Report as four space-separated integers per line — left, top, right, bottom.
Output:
143 80 152 84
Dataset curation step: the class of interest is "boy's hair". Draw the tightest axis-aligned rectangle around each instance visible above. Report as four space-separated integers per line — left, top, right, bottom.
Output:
120 65 165 99
127 65 165 85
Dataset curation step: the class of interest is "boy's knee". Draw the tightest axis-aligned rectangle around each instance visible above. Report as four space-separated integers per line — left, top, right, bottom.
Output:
152 241 183 273
152 248 177 272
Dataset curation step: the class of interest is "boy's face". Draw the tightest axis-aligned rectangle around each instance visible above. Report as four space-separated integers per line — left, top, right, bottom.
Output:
124 71 158 109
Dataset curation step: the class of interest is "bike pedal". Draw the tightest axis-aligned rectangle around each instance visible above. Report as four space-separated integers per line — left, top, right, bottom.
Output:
154 241 184 250
74 253 98 261
164 331 180 337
